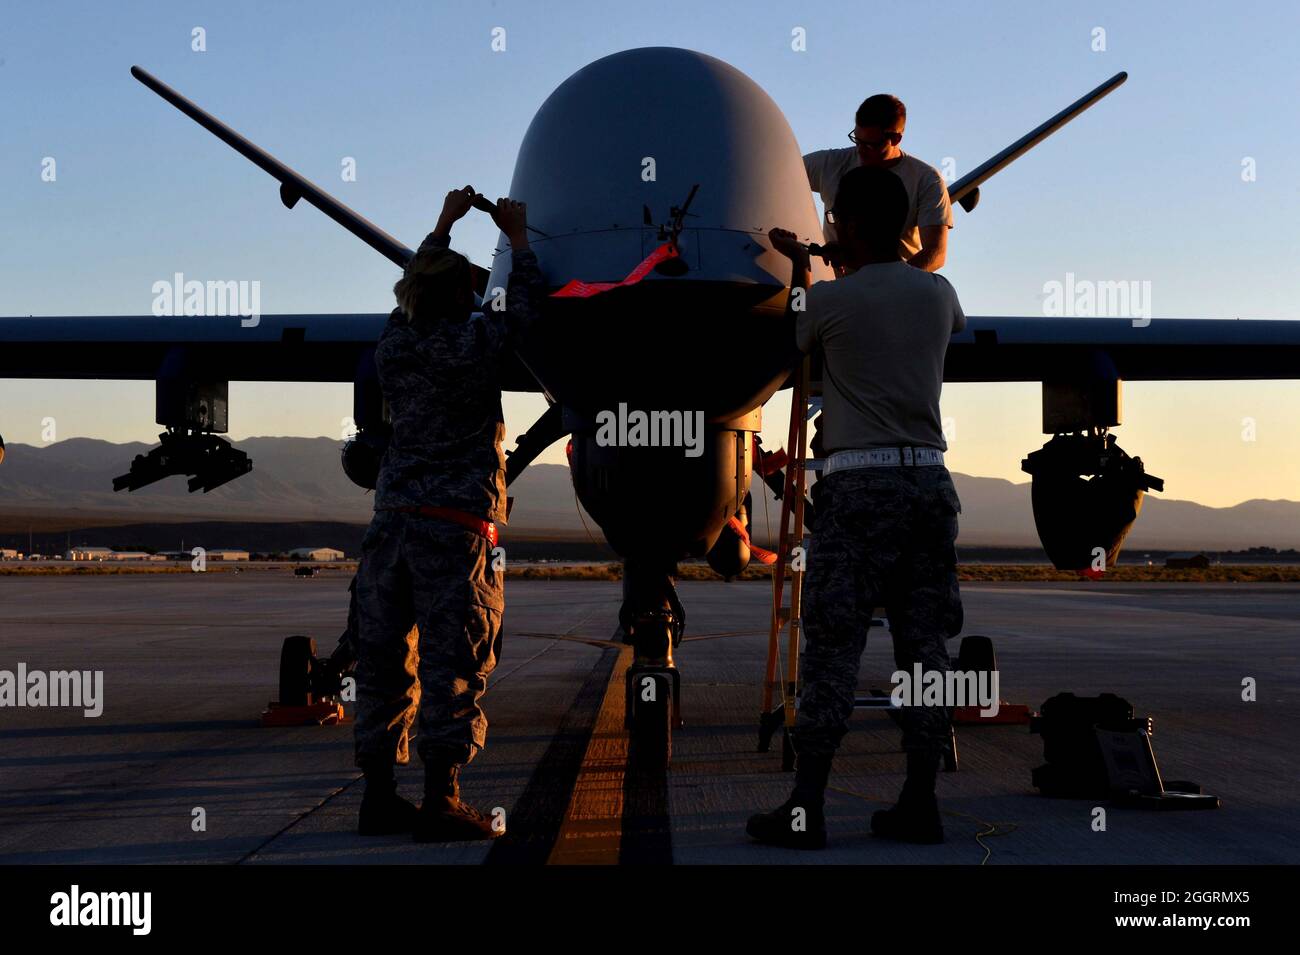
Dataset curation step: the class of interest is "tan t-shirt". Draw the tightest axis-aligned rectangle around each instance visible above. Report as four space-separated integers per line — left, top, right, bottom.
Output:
803 147 953 260
796 261 965 452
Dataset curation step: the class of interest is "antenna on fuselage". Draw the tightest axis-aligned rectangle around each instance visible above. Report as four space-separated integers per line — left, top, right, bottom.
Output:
652 184 700 277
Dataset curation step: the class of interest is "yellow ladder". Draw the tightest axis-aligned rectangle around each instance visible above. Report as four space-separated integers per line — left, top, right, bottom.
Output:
758 356 814 770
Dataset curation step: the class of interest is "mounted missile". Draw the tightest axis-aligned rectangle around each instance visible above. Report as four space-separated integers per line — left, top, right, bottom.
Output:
947 71 1128 212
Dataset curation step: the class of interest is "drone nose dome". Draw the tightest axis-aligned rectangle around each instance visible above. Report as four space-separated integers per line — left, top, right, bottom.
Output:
489 46 825 291
490 47 831 419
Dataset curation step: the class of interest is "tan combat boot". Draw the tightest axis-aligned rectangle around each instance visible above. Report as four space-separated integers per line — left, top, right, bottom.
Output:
413 757 503 842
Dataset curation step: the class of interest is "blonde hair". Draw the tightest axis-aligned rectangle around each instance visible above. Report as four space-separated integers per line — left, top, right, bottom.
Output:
393 247 473 324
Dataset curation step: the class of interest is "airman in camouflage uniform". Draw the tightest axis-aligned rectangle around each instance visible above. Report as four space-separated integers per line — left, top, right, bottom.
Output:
353 187 543 842
749 166 966 849
796 468 962 763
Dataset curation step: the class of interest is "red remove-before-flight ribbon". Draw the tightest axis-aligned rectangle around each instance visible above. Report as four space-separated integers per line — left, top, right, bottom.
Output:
727 515 778 565
756 447 788 477
549 243 679 299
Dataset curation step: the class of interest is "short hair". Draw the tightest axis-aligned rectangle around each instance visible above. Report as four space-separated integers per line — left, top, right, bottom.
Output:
855 93 906 129
832 166 909 248
392 247 473 324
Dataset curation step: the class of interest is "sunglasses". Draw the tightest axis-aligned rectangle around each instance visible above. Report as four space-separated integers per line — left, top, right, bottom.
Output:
849 130 902 148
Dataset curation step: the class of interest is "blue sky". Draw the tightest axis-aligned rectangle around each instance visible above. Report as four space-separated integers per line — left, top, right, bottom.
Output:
2 0 1299 506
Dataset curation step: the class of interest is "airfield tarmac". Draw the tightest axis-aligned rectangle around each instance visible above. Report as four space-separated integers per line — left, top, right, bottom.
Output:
0 573 1296 865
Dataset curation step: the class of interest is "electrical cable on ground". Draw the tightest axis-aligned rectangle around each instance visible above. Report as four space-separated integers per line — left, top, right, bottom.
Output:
828 784 1020 865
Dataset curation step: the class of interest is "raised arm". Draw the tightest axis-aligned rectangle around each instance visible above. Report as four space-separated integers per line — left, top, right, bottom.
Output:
768 227 814 353
427 185 476 245
493 198 544 346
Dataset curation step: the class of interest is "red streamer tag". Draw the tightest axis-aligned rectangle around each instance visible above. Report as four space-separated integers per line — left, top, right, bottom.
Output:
757 448 788 477
550 243 679 298
727 515 778 565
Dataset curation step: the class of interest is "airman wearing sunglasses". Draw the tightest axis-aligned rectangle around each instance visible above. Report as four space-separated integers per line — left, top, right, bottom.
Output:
803 94 952 273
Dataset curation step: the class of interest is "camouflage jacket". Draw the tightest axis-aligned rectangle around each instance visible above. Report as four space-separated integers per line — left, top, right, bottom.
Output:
373 233 544 523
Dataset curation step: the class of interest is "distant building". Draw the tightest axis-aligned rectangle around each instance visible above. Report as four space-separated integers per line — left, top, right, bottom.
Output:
1165 552 1211 569
289 547 344 562
66 546 163 562
157 548 249 562
67 546 113 561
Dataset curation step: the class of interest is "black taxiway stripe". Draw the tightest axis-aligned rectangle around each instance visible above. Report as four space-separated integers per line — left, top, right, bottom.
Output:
484 646 619 865
621 765 673 864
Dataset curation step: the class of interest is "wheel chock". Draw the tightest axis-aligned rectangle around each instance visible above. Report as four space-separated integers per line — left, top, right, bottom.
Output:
260 699 345 727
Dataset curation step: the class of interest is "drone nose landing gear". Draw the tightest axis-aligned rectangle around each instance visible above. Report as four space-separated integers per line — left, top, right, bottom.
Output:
623 610 683 773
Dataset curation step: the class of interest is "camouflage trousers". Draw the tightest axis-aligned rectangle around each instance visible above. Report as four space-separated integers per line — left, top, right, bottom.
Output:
794 466 963 759
353 510 503 770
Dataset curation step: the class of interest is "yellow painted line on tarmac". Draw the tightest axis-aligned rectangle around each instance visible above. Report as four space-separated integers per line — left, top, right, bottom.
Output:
546 646 632 865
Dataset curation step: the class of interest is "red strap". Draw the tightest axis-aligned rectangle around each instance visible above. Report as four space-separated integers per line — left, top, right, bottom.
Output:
550 243 679 299
383 506 498 548
727 515 777 565
756 447 788 477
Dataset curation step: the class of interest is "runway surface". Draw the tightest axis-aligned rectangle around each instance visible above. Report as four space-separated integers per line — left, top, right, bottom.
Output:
0 573 1296 864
